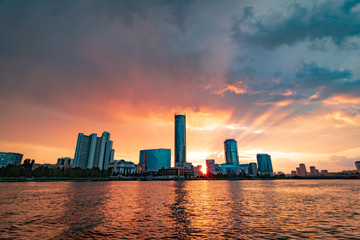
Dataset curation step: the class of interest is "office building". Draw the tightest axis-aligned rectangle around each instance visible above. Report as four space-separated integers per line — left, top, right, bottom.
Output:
57 157 73 169
248 162 258 177
109 160 135 176
298 163 307 176
224 139 239 165
291 170 297 176
175 114 186 167
355 161 360 173
0 152 23 168
139 149 171 171
257 153 273 176
309 166 318 175
73 131 114 170
206 159 215 174
216 163 249 175
320 169 328 174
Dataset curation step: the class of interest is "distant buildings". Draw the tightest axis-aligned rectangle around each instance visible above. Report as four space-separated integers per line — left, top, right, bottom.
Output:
309 166 319 175
138 149 171 171
224 139 239 165
0 152 23 168
355 161 360 173
73 131 114 170
298 163 307 176
257 154 273 176
174 114 186 168
206 159 215 174
320 170 328 174
57 157 73 169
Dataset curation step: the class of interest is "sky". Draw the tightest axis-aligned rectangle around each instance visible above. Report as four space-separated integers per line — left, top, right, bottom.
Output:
1 0 360 173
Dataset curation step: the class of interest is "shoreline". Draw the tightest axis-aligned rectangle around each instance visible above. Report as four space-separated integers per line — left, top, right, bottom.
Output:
1 176 359 182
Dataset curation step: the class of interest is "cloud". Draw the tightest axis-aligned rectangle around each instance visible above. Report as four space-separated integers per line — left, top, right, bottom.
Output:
231 1 360 49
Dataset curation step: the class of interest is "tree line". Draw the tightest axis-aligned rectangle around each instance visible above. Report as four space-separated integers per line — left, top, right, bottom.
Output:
0 159 112 178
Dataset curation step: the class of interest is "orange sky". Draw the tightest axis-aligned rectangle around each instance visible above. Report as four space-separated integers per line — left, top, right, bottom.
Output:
1 0 360 173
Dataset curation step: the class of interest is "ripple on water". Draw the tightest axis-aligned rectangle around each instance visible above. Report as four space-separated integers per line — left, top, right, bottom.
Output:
0 180 360 239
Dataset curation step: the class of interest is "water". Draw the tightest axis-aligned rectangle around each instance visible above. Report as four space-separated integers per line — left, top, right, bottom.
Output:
0 180 359 239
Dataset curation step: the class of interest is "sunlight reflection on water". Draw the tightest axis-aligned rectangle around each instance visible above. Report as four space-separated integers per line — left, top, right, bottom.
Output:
0 180 359 239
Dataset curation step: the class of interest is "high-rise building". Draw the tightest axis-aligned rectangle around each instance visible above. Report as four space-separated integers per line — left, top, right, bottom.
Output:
139 149 171 171
224 139 239 165
0 152 23 168
257 153 273 176
355 161 360 173
248 162 258 176
206 159 215 174
298 163 307 176
175 114 186 168
73 131 114 170
309 166 317 175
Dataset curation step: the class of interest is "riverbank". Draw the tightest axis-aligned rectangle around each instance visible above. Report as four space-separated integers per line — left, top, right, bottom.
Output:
1 175 359 182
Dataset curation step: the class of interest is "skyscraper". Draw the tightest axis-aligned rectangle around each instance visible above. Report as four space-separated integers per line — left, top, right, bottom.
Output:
224 139 239 165
73 131 114 170
257 153 273 176
175 114 186 168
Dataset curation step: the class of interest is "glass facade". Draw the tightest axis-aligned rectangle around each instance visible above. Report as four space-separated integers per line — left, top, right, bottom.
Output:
139 149 171 171
0 152 23 168
224 139 239 165
175 114 186 167
256 154 273 175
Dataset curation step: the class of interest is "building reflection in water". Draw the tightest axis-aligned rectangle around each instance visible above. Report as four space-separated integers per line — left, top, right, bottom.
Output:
54 182 111 239
170 181 193 239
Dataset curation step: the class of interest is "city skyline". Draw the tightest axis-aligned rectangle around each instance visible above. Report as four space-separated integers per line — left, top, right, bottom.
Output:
1 0 360 173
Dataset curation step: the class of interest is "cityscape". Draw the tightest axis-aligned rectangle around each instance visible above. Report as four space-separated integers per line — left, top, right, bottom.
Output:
1 113 359 179
1 0 360 239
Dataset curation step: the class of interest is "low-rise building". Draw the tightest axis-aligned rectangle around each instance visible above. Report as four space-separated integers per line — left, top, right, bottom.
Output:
109 160 136 176
57 157 73 169
0 152 23 168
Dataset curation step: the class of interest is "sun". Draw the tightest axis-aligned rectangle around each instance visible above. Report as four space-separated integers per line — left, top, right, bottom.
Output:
201 164 207 175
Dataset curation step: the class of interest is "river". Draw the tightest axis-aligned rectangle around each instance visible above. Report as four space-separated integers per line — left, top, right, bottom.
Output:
0 180 359 239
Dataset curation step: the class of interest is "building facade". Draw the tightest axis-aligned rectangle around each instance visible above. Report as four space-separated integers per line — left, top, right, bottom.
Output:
175 114 186 167
73 131 114 170
298 163 307 176
109 160 135 176
355 161 360 173
248 162 258 177
57 157 73 169
0 152 23 168
139 149 171 171
206 159 215 174
256 153 273 176
224 139 239 165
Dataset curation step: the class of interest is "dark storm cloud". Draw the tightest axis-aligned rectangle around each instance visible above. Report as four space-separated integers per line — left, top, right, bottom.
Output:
0 0 220 116
295 62 352 88
231 0 360 49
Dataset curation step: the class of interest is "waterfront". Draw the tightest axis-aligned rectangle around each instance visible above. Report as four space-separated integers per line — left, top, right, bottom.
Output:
0 180 359 239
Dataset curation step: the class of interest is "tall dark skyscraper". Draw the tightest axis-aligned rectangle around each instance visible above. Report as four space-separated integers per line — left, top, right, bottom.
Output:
175 114 186 167
224 139 239 165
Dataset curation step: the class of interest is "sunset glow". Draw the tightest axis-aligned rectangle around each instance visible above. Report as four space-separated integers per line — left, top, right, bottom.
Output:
1 0 360 173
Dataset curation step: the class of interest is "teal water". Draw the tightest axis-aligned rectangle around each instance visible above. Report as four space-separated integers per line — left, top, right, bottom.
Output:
1 180 359 239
